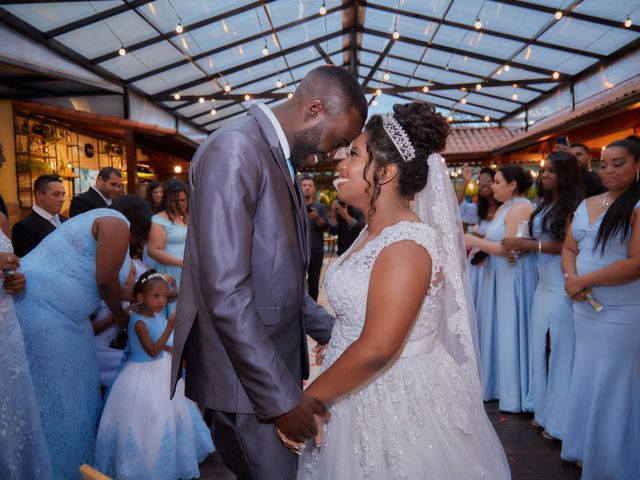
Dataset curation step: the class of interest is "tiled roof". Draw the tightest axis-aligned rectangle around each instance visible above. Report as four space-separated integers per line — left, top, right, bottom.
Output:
443 127 516 156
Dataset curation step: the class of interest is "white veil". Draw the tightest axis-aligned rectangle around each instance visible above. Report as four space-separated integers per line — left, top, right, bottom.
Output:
412 153 482 383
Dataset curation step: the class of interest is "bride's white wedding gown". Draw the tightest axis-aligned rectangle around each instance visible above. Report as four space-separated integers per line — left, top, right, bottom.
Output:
298 221 511 479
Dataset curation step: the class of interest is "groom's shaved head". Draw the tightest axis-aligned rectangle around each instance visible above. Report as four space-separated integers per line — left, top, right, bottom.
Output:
294 66 367 122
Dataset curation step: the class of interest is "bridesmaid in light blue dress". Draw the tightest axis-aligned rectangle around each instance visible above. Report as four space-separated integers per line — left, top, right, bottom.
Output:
147 180 188 317
465 166 537 413
503 152 583 438
561 136 640 479
14 196 151 480
0 222 52 479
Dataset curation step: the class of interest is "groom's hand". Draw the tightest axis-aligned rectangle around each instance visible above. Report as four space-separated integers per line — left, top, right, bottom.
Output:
274 394 326 442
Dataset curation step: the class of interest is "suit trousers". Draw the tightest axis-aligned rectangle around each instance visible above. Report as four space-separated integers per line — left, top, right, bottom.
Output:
306 249 324 302
212 410 298 480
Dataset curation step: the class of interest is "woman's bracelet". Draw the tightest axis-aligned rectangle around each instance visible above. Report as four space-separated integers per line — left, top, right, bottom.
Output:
537 240 542 253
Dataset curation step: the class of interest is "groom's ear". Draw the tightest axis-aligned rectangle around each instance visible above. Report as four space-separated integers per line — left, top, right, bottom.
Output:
305 99 326 121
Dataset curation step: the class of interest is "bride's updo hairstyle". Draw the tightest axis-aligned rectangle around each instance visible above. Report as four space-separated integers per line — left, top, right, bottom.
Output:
363 101 449 218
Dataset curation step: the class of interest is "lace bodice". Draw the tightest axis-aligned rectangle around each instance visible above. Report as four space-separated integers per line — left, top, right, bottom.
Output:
0 230 13 314
324 221 444 361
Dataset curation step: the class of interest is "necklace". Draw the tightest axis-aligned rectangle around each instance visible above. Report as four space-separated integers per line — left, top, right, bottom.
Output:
601 193 610 208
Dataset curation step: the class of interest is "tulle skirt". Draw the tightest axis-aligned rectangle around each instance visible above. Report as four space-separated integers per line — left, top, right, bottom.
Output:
94 354 213 479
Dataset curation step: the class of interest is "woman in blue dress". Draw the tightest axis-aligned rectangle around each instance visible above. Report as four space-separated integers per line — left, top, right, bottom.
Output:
0 214 52 479
147 179 188 317
465 166 537 412
561 135 640 479
14 195 152 480
503 152 583 439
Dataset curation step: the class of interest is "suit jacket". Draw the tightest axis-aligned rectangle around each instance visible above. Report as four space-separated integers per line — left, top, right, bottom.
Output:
580 166 606 198
171 105 334 420
69 187 109 217
12 210 67 257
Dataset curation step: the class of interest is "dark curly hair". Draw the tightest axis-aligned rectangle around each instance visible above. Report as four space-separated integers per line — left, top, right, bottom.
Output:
111 194 152 260
362 102 449 218
499 165 534 195
162 179 188 223
132 269 168 297
528 151 584 241
477 167 499 221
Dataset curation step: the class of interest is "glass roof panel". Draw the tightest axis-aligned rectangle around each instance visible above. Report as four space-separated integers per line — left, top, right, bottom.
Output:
56 11 158 59
177 101 221 118
265 0 342 27
132 63 205 95
276 17 341 50
361 33 392 52
575 0 640 23
481 86 541 103
465 93 520 112
513 44 596 74
179 81 221 97
491 65 549 82
368 0 451 18
390 41 429 62
444 0 553 37
516 0 566 8
284 46 323 68
421 48 501 77
540 17 639 55
100 41 186 80
3 1 120 31
414 64 482 84
191 36 270 72
432 25 525 60
364 7 440 40
448 102 506 118
222 57 290 87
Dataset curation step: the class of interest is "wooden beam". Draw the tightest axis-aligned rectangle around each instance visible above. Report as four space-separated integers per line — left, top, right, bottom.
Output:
125 129 137 194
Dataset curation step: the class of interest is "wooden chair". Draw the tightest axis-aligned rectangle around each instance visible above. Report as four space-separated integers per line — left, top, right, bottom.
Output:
79 464 112 480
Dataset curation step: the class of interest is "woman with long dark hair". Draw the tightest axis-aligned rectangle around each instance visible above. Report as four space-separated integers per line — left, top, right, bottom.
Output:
147 179 188 316
502 152 583 439
560 136 640 479
465 165 537 413
145 181 164 214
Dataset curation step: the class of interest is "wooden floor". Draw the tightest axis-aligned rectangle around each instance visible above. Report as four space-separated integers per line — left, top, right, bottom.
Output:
199 401 581 479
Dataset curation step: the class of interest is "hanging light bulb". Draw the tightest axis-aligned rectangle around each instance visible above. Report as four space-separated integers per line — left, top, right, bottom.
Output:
504 64 510 72
198 97 205 104
175 23 184 34
224 84 231 93
475 83 482 91
383 72 390 81
244 94 251 101
422 86 429 93
262 43 269 56
173 93 181 100
512 83 518 88
287 92 293 99
460 98 467 104
552 71 560 80
554 11 563 20
210 98 216 103
392 30 400 40
624 17 632 28
484 115 490 122
512 93 518 101
210 109 217 115
208 58 214 68
118 46 126 56
447 115 454 122
474 17 482 29
319 2 327 15
371 99 378 106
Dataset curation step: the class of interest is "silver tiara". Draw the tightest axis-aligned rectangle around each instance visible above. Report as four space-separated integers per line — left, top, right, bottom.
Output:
140 272 166 285
382 113 416 162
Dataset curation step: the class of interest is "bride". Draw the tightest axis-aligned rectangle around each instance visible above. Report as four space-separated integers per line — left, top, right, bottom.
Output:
285 102 510 479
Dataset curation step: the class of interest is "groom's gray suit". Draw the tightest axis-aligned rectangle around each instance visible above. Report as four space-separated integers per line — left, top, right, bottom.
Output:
171 104 334 479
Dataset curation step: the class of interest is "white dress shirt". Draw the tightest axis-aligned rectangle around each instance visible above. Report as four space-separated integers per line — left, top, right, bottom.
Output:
32 205 62 227
91 185 112 206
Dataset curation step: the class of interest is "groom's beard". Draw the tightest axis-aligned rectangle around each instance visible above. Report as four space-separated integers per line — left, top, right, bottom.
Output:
290 123 323 171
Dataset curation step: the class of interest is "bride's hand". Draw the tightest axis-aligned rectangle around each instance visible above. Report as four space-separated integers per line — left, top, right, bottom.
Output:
313 411 330 448
276 427 306 455
312 342 328 365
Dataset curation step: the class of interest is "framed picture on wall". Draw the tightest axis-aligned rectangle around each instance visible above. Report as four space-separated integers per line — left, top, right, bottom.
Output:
75 168 98 194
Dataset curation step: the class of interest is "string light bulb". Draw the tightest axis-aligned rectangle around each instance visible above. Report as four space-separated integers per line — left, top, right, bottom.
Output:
173 93 181 100
210 98 216 103
447 115 454 122
287 92 293 99
504 64 510 72
484 115 490 122
276 79 283 88
118 46 126 56
198 97 205 104
474 17 482 29
319 2 327 15
375 88 382 96
624 17 632 28
383 72 390 81
224 84 231 93
244 94 251 101
175 23 184 34
262 44 269 56
372 99 378 106
460 98 467 104
422 86 429 93
552 71 560 80
475 83 482 91
554 11 563 20
392 30 400 40
210 109 217 115
512 93 518 101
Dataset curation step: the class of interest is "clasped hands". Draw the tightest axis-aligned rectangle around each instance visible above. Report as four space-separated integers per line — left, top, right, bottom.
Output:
501 237 528 262
1 253 26 295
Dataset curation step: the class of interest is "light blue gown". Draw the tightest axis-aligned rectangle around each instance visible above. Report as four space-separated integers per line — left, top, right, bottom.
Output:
94 312 213 479
151 214 187 317
14 209 130 480
530 208 575 438
561 200 640 479
468 219 491 307
476 198 538 412
0 230 53 479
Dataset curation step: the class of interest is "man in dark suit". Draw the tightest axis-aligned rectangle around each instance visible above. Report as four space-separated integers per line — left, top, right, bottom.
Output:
12 174 67 257
571 143 606 198
171 66 367 480
69 166 122 216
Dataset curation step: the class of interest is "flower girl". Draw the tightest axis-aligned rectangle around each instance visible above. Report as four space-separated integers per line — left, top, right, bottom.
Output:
94 270 213 479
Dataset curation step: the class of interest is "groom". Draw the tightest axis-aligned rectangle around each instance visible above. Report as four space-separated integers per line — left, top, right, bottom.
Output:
171 66 367 479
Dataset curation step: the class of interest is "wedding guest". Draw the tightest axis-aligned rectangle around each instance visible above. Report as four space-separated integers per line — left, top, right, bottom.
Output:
502 152 583 439
12 175 67 257
561 135 640 479
145 180 164 213
570 143 606 198
13 195 151 480
70 167 122 217
147 179 188 316
0 213 53 479
94 270 213 479
465 165 537 412
457 164 480 228
301 175 329 301
328 201 365 255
